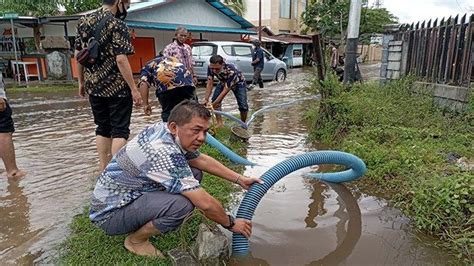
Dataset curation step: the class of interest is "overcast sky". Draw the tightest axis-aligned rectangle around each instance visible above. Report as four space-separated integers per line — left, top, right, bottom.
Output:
368 0 474 23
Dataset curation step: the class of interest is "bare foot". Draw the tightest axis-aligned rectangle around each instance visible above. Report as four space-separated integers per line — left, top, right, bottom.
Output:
124 236 164 258
7 170 26 179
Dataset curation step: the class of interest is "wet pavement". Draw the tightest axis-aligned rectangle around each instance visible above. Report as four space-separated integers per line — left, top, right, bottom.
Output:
0 67 455 265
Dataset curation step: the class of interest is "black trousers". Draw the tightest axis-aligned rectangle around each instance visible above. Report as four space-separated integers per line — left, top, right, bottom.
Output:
156 86 197 122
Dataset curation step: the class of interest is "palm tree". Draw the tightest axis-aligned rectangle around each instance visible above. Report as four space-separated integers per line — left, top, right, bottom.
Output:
222 0 247 17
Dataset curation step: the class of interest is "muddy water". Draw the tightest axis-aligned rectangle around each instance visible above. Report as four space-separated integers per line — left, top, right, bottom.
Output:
0 92 162 264
229 70 455 265
0 68 454 264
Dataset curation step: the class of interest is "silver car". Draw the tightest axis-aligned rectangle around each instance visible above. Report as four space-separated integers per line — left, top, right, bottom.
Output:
192 41 287 82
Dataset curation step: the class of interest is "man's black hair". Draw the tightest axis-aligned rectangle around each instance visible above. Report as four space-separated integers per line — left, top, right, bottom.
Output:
209 55 224 65
168 100 211 126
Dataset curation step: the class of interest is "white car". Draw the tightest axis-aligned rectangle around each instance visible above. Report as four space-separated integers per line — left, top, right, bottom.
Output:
192 41 287 82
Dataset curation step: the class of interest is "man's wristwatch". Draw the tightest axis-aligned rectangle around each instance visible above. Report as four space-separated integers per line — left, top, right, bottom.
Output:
222 214 235 230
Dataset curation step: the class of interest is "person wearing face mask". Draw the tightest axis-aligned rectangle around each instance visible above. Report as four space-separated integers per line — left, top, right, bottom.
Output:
203 55 248 127
89 100 263 258
74 0 143 171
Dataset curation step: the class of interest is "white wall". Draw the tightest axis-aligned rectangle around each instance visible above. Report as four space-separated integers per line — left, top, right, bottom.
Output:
0 23 35 38
0 20 78 39
42 21 78 37
128 0 242 28
133 28 242 54
244 0 271 21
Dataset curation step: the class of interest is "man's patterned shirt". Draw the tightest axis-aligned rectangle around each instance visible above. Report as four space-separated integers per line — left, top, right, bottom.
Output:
207 63 246 90
90 122 201 224
75 8 134 97
163 40 194 76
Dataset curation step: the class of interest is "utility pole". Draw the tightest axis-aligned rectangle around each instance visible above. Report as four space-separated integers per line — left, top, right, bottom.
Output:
4 13 21 85
343 0 362 83
373 0 383 8
259 0 262 41
311 34 325 83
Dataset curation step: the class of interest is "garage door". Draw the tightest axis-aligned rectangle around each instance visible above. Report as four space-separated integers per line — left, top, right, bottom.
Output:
129 37 156 74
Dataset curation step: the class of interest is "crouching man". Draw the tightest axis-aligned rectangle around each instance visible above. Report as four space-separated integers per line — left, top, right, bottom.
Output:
89 100 262 258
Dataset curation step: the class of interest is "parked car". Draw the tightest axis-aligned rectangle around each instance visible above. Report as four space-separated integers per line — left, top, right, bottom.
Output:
192 41 287 82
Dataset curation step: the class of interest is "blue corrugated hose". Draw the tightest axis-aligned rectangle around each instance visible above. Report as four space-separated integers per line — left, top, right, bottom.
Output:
246 95 320 127
205 133 256 166
213 96 320 129
214 111 248 129
207 96 321 164
232 151 366 255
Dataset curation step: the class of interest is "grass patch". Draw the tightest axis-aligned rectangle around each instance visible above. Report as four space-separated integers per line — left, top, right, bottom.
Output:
306 74 473 262
58 127 246 264
6 84 76 93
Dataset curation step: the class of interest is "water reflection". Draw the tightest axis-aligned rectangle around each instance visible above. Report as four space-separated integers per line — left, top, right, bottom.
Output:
0 175 43 262
231 181 362 266
308 182 361 265
304 181 328 228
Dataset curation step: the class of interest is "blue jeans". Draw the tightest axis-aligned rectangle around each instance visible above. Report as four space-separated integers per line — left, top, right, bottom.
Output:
211 83 248 112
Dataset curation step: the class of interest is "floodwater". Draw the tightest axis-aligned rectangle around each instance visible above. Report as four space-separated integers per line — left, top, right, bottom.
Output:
0 68 455 265
228 70 455 265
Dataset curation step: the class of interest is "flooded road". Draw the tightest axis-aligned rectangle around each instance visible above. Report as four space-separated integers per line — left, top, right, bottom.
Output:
1 68 455 264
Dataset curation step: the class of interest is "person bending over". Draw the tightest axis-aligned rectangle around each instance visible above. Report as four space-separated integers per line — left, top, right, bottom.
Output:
203 55 248 127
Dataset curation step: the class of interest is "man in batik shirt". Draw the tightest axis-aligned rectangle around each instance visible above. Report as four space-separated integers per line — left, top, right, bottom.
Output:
203 55 248 127
163 27 196 83
90 100 262 258
138 56 196 122
75 0 142 171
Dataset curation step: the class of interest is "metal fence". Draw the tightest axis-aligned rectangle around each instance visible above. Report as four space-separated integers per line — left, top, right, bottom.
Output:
395 14 473 87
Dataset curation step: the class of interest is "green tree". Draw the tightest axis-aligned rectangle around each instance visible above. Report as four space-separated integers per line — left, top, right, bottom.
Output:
222 0 247 17
63 0 102 15
0 0 102 16
301 0 350 37
0 0 62 16
302 0 398 39
360 7 398 34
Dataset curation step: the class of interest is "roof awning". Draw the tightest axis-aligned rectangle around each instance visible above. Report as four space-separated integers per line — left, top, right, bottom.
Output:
206 0 254 29
0 16 38 26
257 35 313 44
127 20 256 34
249 35 289 44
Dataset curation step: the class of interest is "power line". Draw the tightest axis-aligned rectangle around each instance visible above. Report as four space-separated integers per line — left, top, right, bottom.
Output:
455 0 470 12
